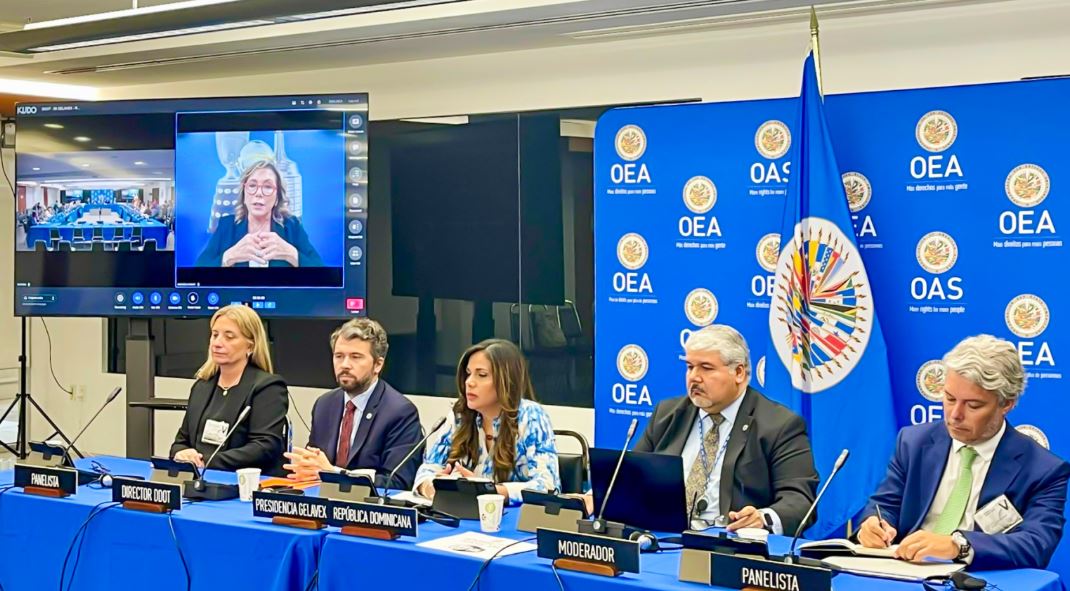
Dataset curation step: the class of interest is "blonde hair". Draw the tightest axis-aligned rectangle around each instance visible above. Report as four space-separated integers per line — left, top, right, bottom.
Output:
232 160 290 225
195 304 274 380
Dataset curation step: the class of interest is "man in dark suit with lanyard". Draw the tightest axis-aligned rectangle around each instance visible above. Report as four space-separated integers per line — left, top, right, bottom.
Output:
634 324 819 535
283 318 424 490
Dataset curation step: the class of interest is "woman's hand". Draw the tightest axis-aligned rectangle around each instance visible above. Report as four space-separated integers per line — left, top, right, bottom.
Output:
173 448 205 469
222 233 266 267
254 232 299 267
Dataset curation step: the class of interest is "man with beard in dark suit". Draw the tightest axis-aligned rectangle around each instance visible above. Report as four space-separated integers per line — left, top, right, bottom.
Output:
283 318 423 490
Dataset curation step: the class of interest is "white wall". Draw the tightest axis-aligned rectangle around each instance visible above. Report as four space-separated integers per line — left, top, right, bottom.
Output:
8 0 1070 457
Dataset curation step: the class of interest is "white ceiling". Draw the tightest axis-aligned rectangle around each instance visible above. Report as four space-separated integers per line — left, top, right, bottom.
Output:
0 0 1014 89
0 0 188 28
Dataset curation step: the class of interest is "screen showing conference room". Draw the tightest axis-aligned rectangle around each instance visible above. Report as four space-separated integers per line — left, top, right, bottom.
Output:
13 94 368 318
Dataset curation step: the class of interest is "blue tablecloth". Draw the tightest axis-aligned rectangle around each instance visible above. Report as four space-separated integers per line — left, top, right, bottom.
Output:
0 457 320 591
318 509 1063 591
0 458 1061 591
26 203 168 248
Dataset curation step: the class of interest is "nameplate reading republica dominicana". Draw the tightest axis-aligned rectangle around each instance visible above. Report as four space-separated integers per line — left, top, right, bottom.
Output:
252 491 331 522
14 464 77 495
327 500 419 536
112 477 182 510
536 528 640 574
709 553 831 591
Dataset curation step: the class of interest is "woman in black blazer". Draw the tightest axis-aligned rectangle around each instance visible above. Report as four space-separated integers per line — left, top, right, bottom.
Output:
171 304 289 475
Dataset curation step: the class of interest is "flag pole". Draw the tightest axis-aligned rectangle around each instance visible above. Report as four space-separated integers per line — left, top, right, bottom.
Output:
810 6 824 96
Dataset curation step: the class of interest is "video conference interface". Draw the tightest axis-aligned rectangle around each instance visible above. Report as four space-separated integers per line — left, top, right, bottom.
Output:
14 94 368 318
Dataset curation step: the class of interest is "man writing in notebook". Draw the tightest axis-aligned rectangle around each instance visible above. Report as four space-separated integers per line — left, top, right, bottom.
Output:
858 335 1070 570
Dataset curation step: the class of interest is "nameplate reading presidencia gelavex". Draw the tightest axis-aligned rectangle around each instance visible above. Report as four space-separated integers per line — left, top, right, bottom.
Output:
252 491 331 522
710 552 831 591
14 464 77 495
112 477 182 511
327 499 419 537
536 528 640 574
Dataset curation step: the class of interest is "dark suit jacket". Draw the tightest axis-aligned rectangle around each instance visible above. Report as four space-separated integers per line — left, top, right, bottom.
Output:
194 214 324 267
170 365 289 476
634 387 819 535
308 380 423 491
861 421 1070 570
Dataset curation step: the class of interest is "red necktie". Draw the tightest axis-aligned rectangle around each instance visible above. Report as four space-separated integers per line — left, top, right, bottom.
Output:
336 400 357 467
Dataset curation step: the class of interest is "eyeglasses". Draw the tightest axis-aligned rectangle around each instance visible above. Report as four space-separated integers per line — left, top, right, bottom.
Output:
243 181 277 196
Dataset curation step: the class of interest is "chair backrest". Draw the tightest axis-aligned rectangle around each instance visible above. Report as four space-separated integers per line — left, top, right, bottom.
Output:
558 300 583 340
554 429 591 494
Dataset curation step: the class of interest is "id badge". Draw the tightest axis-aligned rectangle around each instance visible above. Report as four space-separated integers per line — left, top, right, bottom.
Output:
202 419 230 446
975 494 1024 534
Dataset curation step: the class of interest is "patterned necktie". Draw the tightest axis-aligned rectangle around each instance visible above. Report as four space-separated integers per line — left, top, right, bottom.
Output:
932 446 979 535
336 400 357 467
686 412 725 517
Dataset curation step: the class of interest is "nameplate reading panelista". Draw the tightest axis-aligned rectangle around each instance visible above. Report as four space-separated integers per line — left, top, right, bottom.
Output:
536 528 640 574
252 491 331 522
327 500 419 537
112 477 182 511
709 552 832 591
14 464 77 495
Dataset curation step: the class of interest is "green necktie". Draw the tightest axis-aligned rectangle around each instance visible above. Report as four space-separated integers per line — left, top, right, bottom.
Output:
932 446 979 535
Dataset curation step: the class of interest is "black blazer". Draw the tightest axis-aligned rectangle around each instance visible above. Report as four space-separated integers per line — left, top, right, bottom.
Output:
170 365 289 476
194 214 324 267
634 386 819 535
308 380 423 490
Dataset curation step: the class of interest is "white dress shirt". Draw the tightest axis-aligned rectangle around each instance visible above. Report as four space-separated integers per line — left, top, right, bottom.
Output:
921 421 1006 533
337 379 378 451
679 390 784 534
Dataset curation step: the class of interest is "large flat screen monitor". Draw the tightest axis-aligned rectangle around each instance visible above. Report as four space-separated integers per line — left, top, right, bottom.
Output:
14 94 368 318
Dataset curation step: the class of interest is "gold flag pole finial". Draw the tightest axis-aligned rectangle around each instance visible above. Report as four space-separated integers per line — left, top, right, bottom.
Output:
810 6 824 96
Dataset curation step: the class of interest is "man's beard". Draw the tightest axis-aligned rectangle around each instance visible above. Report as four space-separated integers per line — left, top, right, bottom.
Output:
337 372 372 394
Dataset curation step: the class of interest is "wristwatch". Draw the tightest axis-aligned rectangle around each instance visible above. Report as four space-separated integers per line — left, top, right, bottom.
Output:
951 531 971 561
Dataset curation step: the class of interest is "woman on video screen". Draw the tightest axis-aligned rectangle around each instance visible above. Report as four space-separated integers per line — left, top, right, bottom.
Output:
195 160 324 267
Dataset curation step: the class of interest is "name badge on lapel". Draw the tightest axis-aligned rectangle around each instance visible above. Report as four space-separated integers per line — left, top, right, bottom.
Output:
202 419 230 446
974 494 1023 534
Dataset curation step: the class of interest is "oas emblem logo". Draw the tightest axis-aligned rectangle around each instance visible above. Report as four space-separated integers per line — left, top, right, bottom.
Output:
615 125 647 161
1005 164 1050 208
616 344 649 382
1017 425 1050 450
841 172 872 213
1005 294 1050 339
915 110 957 152
769 217 874 392
616 233 649 270
682 176 717 214
756 233 780 273
756 356 766 388
755 120 791 160
684 288 718 327
915 232 958 274
915 360 947 403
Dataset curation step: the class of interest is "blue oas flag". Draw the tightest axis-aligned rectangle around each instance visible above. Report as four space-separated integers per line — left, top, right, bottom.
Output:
763 53 896 538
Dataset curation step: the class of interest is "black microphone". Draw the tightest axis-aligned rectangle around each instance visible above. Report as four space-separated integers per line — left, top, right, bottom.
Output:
62 387 122 465
590 417 639 534
786 448 850 563
191 406 252 490
369 415 448 502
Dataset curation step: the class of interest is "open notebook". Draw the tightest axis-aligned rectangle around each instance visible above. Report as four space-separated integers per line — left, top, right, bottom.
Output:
798 538 898 559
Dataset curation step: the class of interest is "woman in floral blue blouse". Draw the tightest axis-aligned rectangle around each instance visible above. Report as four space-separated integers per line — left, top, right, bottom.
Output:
415 339 560 504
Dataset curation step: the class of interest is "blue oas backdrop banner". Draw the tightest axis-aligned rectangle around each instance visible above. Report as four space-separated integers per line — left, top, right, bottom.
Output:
594 77 1068 568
